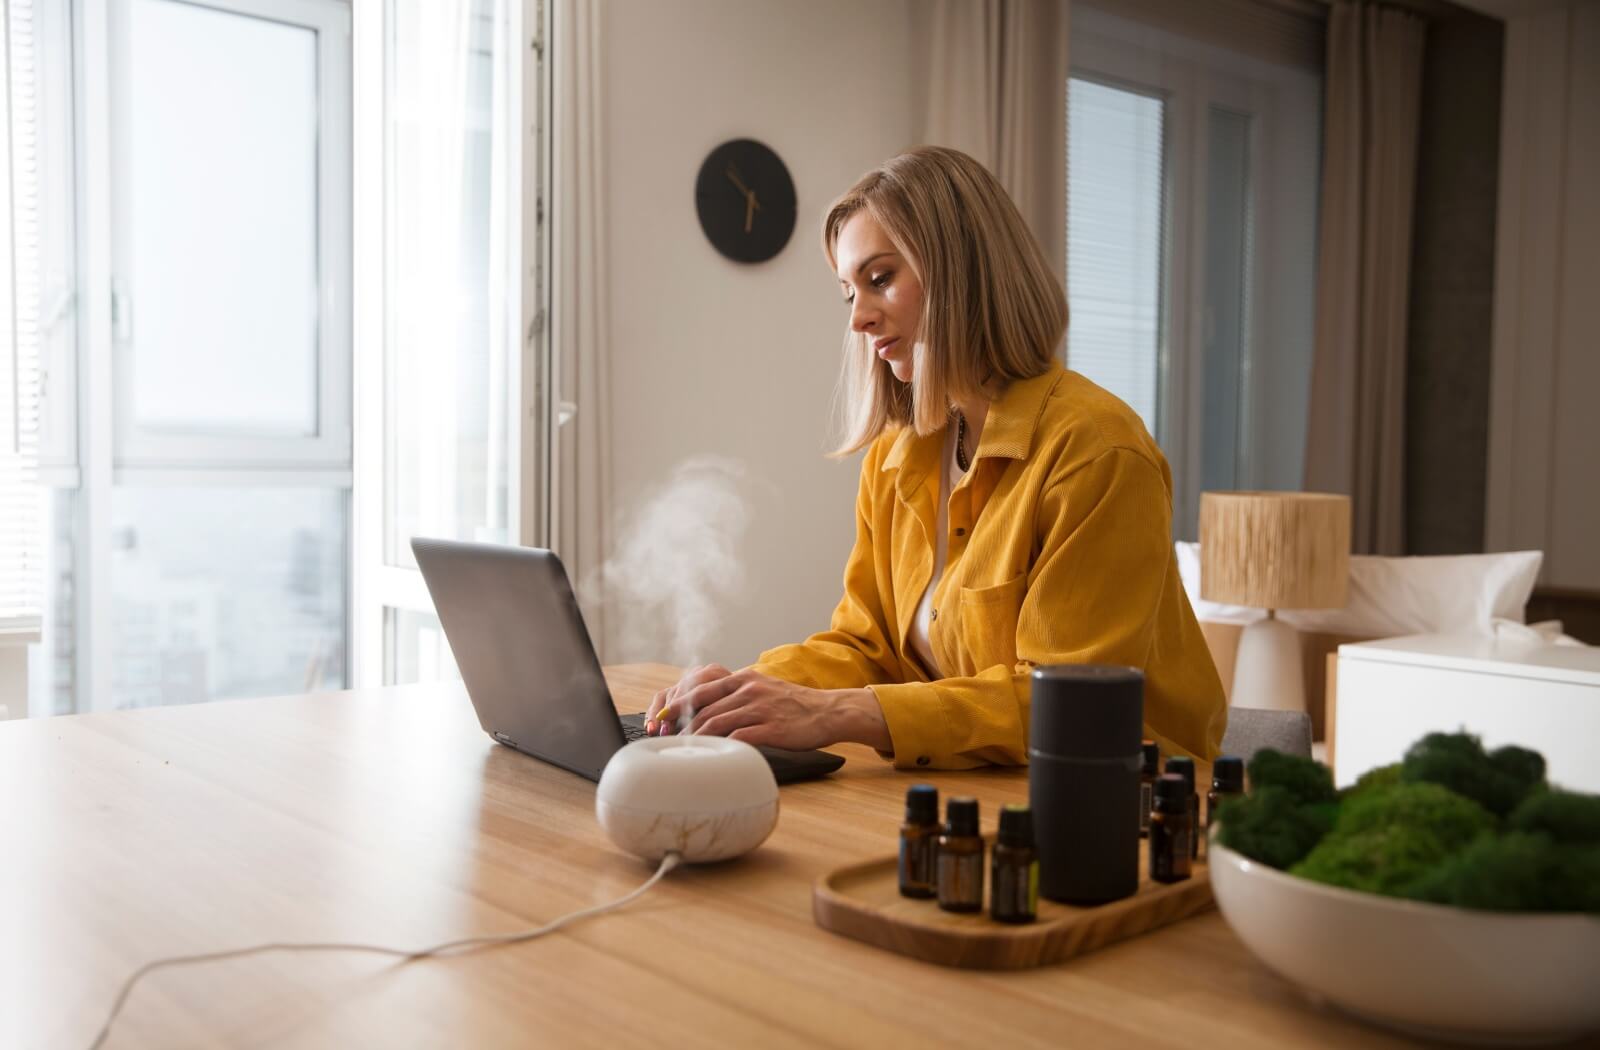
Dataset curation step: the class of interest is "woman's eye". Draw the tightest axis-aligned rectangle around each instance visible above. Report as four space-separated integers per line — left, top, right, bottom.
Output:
871 272 890 288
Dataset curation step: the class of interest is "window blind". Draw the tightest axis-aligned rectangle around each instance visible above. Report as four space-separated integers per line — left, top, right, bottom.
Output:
1 0 42 630
1065 76 1167 436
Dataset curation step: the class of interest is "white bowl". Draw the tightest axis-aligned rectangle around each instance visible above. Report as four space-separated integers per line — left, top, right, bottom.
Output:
595 736 779 863
1209 840 1600 1045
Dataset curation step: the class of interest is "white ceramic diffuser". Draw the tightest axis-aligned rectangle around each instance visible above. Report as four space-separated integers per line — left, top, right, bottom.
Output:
595 736 779 863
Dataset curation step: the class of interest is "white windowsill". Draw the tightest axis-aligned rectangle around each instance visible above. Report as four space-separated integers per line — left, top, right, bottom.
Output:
0 620 42 647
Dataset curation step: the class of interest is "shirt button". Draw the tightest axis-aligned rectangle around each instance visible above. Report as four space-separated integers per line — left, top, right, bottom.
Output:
916 756 931 766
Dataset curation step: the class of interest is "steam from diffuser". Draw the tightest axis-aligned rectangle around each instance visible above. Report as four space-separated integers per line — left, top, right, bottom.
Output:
583 456 763 669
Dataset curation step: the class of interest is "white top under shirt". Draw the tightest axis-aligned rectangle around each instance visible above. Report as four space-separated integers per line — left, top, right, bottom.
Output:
907 423 967 679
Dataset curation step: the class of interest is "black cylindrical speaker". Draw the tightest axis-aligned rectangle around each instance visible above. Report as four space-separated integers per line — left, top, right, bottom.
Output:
1029 664 1145 904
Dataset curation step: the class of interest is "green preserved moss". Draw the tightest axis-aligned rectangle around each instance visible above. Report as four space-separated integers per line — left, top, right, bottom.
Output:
1399 731 1545 818
1507 788 1600 846
1341 762 1402 802
1216 734 1600 914
1405 832 1600 914
1289 783 1494 895
1214 785 1336 870
1246 749 1337 805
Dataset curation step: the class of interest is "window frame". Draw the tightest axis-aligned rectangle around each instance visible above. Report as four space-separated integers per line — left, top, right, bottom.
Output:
106 0 353 470
62 0 356 712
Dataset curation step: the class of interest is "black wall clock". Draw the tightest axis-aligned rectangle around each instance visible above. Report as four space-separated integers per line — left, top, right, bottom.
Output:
694 138 797 264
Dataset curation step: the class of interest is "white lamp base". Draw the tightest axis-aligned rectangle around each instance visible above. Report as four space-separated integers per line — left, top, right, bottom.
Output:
1231 613 1306 712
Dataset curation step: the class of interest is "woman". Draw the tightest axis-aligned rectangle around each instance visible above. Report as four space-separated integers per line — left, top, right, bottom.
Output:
645 146 1226 767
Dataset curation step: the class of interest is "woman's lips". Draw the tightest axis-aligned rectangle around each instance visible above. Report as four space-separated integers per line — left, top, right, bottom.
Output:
875 338 900 359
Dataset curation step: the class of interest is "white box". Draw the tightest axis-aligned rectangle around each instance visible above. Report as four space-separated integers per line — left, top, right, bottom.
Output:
1334 634 1600 793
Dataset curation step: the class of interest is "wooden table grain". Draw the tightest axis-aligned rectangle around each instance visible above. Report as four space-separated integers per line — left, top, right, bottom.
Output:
0 665 1417 1049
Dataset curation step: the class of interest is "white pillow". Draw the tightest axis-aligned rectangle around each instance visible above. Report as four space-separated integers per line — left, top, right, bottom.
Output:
1176 541 1543 639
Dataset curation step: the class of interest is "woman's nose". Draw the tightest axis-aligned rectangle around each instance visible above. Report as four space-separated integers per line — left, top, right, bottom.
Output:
849 298 879 333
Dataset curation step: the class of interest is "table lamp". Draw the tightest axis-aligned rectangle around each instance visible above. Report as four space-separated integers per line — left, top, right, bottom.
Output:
1199 491 1351 712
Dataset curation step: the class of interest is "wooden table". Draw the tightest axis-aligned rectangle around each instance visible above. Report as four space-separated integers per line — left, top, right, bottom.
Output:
0 665 1418 1049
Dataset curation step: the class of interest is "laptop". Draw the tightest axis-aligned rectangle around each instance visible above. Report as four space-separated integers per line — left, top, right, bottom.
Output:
411 538 845 785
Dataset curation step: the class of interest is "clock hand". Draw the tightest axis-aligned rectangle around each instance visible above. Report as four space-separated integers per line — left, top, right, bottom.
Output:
726 165 755 197
745 193 756 233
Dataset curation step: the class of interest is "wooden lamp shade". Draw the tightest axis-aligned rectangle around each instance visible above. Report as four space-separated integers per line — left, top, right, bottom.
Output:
1199 492 1351 611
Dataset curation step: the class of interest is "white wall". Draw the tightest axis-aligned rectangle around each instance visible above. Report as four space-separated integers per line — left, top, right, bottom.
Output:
1486 0 1600 590
596 0 919 666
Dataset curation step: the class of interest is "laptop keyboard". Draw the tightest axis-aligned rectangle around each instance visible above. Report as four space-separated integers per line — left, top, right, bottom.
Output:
619 712 651 741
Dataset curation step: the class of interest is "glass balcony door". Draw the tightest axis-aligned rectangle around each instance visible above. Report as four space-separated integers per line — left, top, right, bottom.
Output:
29 0 549 712
47 0 355 713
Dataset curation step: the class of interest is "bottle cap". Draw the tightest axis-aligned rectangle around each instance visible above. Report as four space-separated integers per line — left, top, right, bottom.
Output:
1029 665 1144 760
1140 740 1160 776
946 797 979 837
1164 755 1196 791
1154 773 1189 805
905 784 938 824
997 804 1034 847
1213 755 1245 792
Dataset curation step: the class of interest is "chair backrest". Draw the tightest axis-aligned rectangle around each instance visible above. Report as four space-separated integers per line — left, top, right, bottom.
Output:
1219 706 1313 763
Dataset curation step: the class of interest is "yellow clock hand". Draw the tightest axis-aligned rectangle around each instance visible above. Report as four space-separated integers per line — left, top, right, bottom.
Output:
726 165 754 197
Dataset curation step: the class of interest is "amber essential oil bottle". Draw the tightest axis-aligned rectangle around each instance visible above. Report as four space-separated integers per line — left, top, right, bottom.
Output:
1165 755 1200 860
898 785 940 899
990 804 1039 924
1138 740 1160 839
1149 774 1193 883
937 797 984 913
1206 755 1246 854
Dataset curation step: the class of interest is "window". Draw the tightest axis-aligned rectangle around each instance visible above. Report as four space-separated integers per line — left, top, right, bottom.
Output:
2 0 43 643
1066 79 1167 433
112 0 346 464
1066 4 1322 538
22 0 550 713
31 0 353 714
351 0 549 686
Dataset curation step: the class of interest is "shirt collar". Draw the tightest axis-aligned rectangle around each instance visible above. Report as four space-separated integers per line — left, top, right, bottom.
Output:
880 365 1065 493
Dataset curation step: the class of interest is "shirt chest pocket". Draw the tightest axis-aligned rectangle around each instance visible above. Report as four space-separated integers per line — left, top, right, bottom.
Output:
955 573 1027 672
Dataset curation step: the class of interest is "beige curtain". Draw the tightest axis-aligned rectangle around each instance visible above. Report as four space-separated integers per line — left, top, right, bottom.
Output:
919 0 1070 281
554 0 614 657
1303 2 1426 555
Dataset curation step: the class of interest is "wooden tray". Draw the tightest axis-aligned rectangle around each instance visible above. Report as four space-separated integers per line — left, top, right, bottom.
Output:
812 840 1213 969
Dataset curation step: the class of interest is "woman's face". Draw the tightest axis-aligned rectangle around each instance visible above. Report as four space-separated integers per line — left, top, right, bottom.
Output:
834 211 923 384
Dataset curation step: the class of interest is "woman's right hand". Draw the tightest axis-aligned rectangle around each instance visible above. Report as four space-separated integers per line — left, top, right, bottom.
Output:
645 663 734 735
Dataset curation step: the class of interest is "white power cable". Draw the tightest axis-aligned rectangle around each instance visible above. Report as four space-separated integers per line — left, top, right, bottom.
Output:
88 851 683 1050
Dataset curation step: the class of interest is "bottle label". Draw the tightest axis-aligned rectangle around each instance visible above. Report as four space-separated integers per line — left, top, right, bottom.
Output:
938 849 983 909
1140 782 1153 835
899 833 937 894
991 856 1039 921
902 825 934 896
1150 817 1193 882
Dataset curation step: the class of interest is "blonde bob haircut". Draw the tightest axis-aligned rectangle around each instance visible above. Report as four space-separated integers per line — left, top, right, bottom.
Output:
823 146 1067 458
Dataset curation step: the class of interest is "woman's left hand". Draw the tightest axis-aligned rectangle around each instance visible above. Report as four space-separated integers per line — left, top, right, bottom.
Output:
660 669 889 752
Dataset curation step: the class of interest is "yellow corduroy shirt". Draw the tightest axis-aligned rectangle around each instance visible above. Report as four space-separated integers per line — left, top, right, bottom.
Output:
750 365 1227 769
